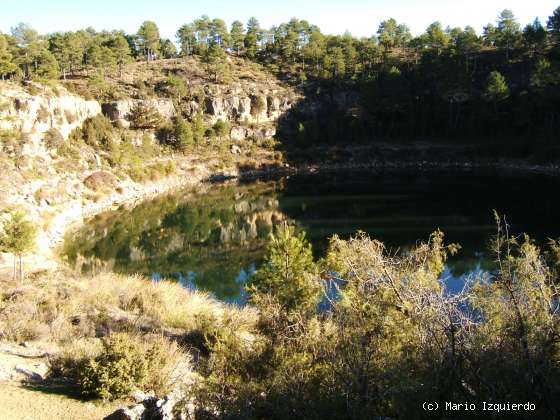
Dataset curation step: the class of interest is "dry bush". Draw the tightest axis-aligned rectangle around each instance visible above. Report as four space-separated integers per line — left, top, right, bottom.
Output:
0 270 256 346
43 128 64 150
83 171 117 191
36 105 49 123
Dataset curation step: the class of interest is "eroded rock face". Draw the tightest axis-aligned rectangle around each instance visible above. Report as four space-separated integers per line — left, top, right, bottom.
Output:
230 126 276 141
0 83 101 155
201 93 291 125
101 88 294 139
102 99 176 128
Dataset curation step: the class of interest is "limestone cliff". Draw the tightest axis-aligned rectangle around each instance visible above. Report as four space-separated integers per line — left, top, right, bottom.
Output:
101 86 295 140
0 83 101 155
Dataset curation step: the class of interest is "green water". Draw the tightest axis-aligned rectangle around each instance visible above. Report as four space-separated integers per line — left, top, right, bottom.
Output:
62 172 560 304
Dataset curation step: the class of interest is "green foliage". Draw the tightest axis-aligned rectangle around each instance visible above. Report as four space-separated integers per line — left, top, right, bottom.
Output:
137 21 160 61
523 18 547 54
71 114 116 151
79 333 180 400
248 224 320 313
484 70 510 103
0 211 37 256
192 113 206 145
244 17 261 59
212 119 230 139
160 39 177 59
110 34 132 75
165 74 188 99
203 43 230 83
496 9 521 59
87 43 116 77
1 8 560 146
174 116 194 151
530 58 559 91
192 224 560 418
549 7 560 45
0 33 17 79
176 23 196 56
128 102 164 130
230 20 245 54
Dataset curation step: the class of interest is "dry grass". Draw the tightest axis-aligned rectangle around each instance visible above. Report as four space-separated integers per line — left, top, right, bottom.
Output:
0 268 256 409
0 382 119 420
0 268 258 345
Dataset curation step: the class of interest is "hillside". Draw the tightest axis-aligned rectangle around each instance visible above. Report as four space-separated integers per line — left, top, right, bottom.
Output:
0 56 302 272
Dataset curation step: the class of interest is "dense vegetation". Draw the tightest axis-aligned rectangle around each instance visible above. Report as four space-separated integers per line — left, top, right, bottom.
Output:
1 8 560 151
189 219 560 418
6 215 560 417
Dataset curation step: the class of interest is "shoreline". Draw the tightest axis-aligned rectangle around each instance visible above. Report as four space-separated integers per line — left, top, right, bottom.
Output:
3 155 560 275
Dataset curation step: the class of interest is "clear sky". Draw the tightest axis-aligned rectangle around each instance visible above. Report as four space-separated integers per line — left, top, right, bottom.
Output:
1 0 558 40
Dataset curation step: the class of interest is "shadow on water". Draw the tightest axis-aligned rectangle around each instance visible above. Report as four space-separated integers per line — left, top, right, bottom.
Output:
62 171 560 304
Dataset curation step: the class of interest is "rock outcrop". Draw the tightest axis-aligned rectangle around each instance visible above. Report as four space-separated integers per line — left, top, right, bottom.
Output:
104 382 197 420
101 87 295 140
102 98 176 128
201 90 293 125
0 82 101 155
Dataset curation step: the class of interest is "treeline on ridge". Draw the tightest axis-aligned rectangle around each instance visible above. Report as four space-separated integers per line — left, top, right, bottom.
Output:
1 8 560 148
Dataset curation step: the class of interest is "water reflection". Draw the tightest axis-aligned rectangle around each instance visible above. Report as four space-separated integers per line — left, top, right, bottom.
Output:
62 172 560 304
62 182 285 303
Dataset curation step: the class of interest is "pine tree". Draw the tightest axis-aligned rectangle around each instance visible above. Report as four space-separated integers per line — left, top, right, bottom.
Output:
176 23 196 56
230 21 245 55
137 21 160 61
248 224 320 313
111 34 132 76
0 33 17 80
194 16 211 54
161 39 177 58
35 49 59 79
203 43 230 83
128 102 164 129
547 7 560 46
48 32 71 79
425 21 449 53
213 119 230 139
523 18 547 55
484 71 510 113
211 18 230 49
192 113 206 145
174 116 194 152
496 9 521 60
0 211 37 282
377 18 398 52
530 58 556 92
245 17 261 59
87 43 116 77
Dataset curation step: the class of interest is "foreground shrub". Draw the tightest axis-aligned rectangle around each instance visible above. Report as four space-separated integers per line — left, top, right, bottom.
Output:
248 224 320 313
190 219 560 419
79 333 182 400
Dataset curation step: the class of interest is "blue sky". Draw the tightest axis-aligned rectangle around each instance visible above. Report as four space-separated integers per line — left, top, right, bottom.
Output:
1 0 558 40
